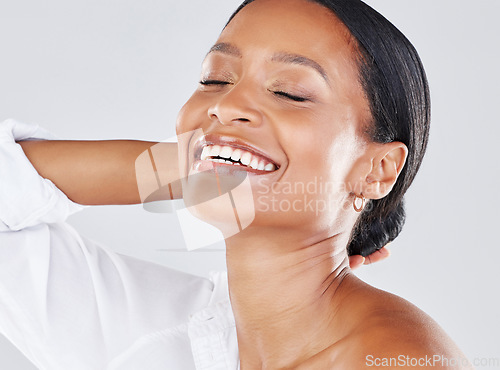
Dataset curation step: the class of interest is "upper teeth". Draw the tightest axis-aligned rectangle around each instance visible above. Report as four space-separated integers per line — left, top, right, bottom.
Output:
200 145 276 171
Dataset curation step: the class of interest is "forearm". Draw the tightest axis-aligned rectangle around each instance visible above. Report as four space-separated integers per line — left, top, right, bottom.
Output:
18 140 181 205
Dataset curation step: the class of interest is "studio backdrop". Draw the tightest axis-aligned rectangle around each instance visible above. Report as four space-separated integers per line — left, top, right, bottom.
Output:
0 0 499 368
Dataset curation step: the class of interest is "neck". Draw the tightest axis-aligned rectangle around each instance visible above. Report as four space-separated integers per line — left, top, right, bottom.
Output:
225 226 354 369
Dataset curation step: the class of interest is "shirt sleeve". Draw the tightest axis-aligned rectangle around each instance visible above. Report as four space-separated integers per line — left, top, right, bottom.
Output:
0 222 214 369
0 119 215 369
0 118 84 232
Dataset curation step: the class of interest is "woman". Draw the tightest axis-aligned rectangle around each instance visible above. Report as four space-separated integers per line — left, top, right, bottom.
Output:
0 0 472 368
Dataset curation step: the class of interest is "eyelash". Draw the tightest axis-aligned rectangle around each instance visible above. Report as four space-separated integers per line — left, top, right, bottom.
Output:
199 80 309 102
272 90 309 102
199 80 231 86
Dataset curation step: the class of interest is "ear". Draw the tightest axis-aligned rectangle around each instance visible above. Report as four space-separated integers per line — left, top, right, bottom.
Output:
363 141 408 200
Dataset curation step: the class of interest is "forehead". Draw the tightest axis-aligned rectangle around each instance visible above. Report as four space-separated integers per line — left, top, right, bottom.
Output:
220 0 358 64
212 0 372 130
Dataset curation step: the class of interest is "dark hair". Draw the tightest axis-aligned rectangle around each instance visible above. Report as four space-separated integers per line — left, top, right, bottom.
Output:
227 0 431 257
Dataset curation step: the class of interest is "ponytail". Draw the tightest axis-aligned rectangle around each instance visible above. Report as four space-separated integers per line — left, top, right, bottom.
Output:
347 198 406 257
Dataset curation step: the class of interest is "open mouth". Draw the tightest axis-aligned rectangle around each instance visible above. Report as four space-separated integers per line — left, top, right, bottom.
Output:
192 135 281 174
200 144 278 171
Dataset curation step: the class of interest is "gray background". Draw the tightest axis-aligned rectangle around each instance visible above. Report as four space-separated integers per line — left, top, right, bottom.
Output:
1 0 499 368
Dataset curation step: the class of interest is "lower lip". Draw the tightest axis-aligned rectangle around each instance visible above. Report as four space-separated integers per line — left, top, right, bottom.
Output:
191 160 275 175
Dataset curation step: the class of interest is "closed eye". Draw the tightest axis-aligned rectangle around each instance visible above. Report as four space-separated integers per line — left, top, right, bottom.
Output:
199 80 231 86
199 81 310 102
273 90 309 102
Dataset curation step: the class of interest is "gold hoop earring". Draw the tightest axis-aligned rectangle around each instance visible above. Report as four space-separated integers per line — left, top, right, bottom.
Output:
353 194 366 213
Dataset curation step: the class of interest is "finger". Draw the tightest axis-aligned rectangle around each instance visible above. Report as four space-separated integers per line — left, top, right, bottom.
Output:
363 245 391 265
349 255 366 270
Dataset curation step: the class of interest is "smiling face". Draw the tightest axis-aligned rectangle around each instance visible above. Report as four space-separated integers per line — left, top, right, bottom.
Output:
176 0 376 238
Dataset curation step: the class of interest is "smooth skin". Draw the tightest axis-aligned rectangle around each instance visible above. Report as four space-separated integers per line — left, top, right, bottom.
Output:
16 0 469 368
175 0 470 368
18 139 386 271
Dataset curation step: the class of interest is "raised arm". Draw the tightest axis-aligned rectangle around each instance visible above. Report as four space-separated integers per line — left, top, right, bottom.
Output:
11 120 390 265
18 140 181 206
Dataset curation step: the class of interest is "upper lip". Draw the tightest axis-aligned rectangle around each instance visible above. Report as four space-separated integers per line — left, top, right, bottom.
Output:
193 134 281 168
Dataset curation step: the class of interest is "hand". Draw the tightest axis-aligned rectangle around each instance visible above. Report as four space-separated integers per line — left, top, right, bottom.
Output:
349 245 391 270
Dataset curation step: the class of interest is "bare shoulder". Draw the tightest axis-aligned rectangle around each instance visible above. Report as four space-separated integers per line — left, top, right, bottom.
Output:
338 285 473 369
299 281 473 369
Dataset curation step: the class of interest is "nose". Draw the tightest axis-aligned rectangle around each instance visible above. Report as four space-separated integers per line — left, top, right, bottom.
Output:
207 82 262 128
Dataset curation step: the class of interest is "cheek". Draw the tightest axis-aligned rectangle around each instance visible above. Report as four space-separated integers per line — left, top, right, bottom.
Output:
176 93 208 135
282 109 357 186
253 113 359 226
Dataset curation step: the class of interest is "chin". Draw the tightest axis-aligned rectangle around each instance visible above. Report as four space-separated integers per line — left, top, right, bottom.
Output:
183 172 257 239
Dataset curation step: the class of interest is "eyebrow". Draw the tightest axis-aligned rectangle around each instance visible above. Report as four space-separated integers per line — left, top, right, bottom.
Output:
271 52 329 84
207 43 329 84
208 43 242 58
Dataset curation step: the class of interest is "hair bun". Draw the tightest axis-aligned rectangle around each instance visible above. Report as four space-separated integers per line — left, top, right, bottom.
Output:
347 197 406 257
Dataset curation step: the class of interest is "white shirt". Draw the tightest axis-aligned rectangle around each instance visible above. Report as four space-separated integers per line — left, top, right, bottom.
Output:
0 119 240 370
